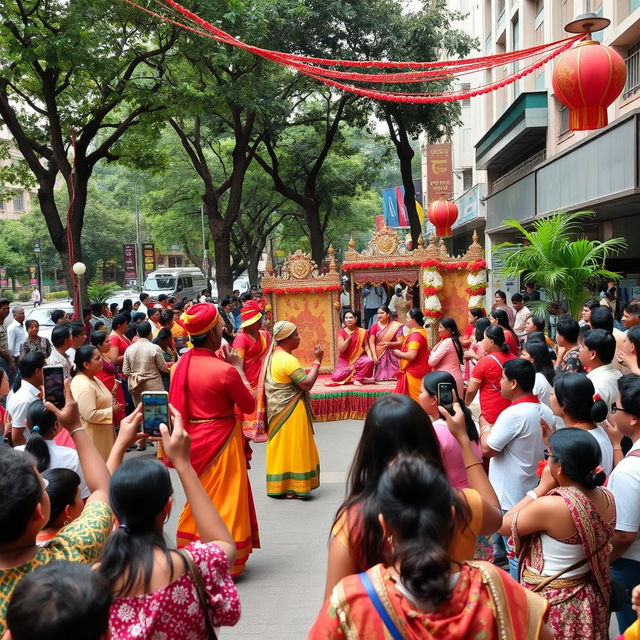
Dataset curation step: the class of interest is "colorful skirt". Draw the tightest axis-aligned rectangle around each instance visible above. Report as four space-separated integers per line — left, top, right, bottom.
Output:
373 348 400 381
176 422 260 577
394 370 422 403
331 354 374 384
266 398 320 497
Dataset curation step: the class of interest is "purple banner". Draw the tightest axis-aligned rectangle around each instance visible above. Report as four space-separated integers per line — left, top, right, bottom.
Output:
0 266 7 288
27 265 38 286
123 244 137 281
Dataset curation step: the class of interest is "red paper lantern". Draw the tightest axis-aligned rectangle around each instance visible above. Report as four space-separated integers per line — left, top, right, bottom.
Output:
427 198 458 237
552 40 627 131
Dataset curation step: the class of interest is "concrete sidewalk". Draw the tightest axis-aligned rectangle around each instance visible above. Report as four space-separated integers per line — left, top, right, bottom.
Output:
164 418 364 640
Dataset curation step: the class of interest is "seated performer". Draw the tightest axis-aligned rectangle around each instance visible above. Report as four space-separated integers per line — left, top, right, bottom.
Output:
393 308 431 402
329 310 375 386
234 300 271 441
368 305 404 381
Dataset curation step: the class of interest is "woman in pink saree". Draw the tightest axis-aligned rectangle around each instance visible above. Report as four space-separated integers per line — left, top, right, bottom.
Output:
368 306 404 381
501 428 615 640
330 311 375 386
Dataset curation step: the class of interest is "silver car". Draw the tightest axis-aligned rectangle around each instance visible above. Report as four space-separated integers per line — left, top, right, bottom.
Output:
25 305 74 342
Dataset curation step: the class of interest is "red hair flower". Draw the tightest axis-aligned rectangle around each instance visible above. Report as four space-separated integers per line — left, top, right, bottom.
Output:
536 459 548 478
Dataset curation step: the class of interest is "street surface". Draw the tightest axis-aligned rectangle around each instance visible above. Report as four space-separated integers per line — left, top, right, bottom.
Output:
163 418 364 640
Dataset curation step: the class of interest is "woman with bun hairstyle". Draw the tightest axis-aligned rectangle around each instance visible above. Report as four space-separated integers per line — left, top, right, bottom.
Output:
311 455 552 640
550 373 614 474
428 317 464 397
522 339 555 409
500 428 616 640
393 308 431 402
36 468 83 544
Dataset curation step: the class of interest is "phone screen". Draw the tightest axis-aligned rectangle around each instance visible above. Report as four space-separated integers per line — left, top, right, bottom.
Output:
43 366 65 409
437 382 454 408
142 392 170 437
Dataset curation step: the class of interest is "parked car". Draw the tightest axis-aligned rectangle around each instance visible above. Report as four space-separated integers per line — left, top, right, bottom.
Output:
105 290 139 311
25 305 74 341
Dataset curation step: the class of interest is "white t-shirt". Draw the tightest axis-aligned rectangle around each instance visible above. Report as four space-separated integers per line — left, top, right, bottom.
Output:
16 441 89 499
6 380 40 435
586 425 614 476
608 439 640 562
486 400 546 510
588 364 623 418
533 372 553 408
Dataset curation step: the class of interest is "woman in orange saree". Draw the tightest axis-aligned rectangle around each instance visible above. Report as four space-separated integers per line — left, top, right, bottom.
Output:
393 308 431 402
330 311 375 386
168 302 260 577
368 306 404 381
310 455 550 640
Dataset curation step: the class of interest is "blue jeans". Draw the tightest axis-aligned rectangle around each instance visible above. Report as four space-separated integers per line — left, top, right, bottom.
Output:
501 509 519 580
611 557 640 633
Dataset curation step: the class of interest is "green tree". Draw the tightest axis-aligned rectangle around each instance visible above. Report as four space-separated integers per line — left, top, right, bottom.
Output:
493 211 627 320
0 0 174 299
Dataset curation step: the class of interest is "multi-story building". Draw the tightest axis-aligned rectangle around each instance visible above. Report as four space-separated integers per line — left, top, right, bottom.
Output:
0 126 35 220
425 0 640 300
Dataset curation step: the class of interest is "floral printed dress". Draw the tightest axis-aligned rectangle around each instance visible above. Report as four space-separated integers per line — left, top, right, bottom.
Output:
109 541 240 639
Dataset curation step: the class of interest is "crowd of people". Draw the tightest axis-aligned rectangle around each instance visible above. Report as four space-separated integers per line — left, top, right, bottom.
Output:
0 283 639 639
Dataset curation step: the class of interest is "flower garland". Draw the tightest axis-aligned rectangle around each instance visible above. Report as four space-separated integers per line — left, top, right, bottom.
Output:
262 285 342 295
422 267 443 319
341 258 487 271
466 268 487 310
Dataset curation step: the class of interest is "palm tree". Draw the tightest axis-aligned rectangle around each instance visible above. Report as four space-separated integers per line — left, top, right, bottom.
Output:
493 211 627 320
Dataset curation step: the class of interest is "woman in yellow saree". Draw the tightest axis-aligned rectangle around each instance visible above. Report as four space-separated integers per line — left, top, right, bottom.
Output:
264 321 323 498
393 308 431 403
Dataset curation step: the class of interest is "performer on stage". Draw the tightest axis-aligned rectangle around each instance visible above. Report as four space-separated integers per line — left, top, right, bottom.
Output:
329 311 375 386
264 321 322 498
234 300 271 440
368 305 403 381
168 302 259 576
393 307 431 402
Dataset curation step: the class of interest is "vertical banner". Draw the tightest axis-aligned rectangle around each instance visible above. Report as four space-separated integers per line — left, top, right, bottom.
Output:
142 243 156 278
27 265 38 286
0 267 7 288
396 187 409 227
122 244 137 281
375 215 385 230
382 187 399 227
426 143 453 204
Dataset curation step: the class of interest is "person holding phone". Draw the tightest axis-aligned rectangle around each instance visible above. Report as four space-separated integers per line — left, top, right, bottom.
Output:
98 405 241 639
169 303 258 577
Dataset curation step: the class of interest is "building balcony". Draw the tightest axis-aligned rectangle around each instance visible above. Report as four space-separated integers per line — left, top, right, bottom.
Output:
475 91 548 172
485 108 640 233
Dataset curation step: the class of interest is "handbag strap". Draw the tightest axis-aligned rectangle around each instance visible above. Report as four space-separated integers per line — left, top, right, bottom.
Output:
177 549 217 640
530 539 609 593
358 572 404 640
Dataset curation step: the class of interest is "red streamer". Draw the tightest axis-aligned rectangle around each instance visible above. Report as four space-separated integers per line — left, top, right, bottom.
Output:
120 0 586 104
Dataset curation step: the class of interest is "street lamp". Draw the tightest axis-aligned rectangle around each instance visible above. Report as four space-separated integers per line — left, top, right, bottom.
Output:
72 261 86 320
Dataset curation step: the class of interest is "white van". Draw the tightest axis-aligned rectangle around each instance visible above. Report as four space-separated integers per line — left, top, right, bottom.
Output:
142 268 207 302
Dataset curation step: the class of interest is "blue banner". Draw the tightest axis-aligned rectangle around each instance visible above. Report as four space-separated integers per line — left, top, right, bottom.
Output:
382 187 399 227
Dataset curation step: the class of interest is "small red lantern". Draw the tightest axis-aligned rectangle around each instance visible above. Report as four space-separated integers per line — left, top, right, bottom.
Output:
427 198 458 238
552 40 627 131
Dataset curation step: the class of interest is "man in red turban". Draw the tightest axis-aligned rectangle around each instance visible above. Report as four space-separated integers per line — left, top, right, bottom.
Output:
169 303 260 576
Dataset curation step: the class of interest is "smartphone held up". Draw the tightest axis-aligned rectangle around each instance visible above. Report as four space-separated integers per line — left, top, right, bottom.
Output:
43 366 65 409
141 391 171 437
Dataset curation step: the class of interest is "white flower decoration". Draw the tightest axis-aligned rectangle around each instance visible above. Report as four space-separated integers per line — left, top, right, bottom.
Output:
423 295 442 311
467 270 487 286
422 268 443 288
469 295 485 309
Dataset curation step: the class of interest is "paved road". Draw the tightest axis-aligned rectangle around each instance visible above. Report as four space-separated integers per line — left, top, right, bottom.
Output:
160 418 364 640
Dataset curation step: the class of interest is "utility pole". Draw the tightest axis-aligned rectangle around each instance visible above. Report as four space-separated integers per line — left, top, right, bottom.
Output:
134 176 143 292
33 240 42 301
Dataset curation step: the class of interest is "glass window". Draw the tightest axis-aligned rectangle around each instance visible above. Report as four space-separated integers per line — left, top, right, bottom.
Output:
12 192 23 211
632 0 640 12
144 276 175 291
460 83 471 107
462 168 473 191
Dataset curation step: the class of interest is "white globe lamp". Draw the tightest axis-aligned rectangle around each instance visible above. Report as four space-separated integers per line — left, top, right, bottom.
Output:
72 262 87 276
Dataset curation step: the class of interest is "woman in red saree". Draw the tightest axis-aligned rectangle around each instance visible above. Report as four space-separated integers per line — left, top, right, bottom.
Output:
393 308 431 402
330 311 375 386
501 428 615 640
234 300 271 441
310 455 550 640
368 306 404 381
168 302 260 577
91 331 125 427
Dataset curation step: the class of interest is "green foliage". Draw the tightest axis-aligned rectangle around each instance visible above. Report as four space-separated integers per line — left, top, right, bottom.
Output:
87 280 119 304
493 211 627 320
0 141 36 202
0 290 14 302
17 291 30 302
46 290 69 300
